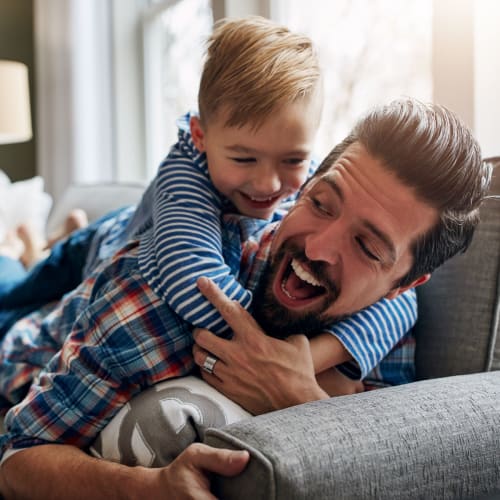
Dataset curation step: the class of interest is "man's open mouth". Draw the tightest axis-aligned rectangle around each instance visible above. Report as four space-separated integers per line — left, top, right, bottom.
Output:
273 256 327 309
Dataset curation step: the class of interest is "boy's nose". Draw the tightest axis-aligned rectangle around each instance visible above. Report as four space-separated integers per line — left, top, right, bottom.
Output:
252 166 281 195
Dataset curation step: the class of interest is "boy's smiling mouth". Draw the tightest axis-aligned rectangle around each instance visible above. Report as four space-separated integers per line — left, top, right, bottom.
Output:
238 192 283 212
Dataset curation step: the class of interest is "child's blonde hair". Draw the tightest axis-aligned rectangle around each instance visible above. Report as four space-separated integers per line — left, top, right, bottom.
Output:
198 16 321 129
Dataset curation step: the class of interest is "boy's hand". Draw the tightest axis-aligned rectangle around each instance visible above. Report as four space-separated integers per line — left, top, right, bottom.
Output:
192 277 328 415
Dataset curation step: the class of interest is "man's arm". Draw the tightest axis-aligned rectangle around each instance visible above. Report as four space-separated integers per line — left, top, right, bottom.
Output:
192 277 329 415
0 443 249 500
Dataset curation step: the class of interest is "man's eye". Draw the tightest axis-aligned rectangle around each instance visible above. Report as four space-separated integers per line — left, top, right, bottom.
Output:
311 197 331 215
355 237 380 262
230 157 256 164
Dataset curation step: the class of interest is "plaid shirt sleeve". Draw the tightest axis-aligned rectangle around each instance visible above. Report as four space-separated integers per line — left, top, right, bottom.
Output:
362 330 416 389
0 244 195 458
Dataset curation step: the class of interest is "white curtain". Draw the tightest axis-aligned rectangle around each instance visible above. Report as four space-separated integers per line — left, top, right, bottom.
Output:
34 0 146 202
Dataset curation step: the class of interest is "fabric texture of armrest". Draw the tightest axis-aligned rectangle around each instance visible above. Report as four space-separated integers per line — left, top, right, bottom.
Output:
205 372 500 500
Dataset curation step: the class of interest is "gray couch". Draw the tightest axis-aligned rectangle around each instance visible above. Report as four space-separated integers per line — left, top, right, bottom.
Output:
203 158 500 499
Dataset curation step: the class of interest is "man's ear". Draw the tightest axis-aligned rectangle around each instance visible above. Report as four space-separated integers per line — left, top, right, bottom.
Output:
384 273 431 300
190 116 206 152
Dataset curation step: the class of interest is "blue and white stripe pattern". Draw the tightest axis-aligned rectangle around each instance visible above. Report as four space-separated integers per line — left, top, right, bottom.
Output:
137 112 316 335
328 290 417 379
137 113 252 335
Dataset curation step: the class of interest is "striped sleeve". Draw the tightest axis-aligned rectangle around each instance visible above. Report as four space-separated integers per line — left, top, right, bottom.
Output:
138 133 253 335
322 288 418 379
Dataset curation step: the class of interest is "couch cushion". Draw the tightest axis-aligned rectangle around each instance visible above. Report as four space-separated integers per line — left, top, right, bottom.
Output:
414 157 500 379
46 182 146 236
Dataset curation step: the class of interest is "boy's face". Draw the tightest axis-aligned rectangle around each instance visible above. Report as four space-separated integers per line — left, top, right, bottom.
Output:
190 95 321 220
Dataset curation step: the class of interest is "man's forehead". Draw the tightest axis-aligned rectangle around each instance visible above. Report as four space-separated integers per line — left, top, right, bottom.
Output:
309 147 438 264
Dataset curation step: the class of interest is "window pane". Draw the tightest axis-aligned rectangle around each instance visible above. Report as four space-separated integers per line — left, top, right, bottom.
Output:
143 0 213 174
272 0 433 159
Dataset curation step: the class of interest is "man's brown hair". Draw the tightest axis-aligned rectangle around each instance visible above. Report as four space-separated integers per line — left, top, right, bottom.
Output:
315 98 491 286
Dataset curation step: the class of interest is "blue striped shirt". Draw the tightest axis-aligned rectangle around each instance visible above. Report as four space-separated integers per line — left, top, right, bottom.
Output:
136 113 315 335
136 113 252 335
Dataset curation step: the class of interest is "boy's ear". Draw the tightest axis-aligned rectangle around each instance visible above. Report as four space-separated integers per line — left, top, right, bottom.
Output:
384 273 431 300
190 116 206 152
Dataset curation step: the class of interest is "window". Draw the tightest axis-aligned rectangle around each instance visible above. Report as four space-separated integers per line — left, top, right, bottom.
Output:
270 0 433 158
37 1 495 198
143 0 213 176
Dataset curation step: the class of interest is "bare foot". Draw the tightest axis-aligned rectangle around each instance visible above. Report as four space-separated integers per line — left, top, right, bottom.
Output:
46 209 89 249
17 223 48 268
0 229 25 260
64 208 89 235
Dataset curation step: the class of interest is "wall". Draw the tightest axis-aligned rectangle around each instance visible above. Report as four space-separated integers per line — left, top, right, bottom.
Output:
0 0 35 181
433 0 499 158
432 0 474 129
474 0 500 158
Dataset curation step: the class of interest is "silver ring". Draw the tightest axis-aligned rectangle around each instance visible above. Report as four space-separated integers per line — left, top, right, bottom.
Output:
202 354 218 375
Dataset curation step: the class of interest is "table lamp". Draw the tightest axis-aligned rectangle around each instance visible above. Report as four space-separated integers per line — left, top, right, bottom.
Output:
0 60 32 144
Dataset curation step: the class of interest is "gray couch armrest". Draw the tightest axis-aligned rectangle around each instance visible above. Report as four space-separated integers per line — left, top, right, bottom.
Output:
205 372 500 500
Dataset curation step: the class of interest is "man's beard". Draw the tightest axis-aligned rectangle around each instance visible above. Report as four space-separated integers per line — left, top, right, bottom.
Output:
252 244 345 339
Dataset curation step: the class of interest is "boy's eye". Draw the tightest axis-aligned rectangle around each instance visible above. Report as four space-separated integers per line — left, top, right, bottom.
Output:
355 236 380 262
230 157 256 164
284 158 307 166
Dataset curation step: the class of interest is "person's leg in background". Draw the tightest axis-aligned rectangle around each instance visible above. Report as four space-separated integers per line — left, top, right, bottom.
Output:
0 209 120 310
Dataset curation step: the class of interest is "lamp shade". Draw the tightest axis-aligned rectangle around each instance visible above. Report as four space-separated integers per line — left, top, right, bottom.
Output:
0 60 32 144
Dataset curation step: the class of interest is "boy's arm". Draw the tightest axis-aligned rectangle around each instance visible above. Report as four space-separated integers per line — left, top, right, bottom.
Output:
145 141 252 335
309 333 352 374
315 367 365 396
309 333 364 397
320 289 418 380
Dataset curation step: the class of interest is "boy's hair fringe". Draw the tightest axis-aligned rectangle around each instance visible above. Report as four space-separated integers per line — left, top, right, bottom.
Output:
198 16 321 129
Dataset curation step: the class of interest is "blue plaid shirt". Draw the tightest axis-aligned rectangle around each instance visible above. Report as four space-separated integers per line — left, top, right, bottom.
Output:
0 212 416 461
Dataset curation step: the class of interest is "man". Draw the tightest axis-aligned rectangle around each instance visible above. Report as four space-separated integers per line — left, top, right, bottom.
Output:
0 99 490 499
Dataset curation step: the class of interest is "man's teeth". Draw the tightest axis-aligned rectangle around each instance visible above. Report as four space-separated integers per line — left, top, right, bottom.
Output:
291 259 321 286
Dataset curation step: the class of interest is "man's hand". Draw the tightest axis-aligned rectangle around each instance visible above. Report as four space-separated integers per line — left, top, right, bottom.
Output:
0 443 249 500
193 277 329 415
157 443 250 500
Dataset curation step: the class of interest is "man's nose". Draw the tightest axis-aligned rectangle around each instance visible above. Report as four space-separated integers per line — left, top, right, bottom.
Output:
304 224 343 265
252 164 281 194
